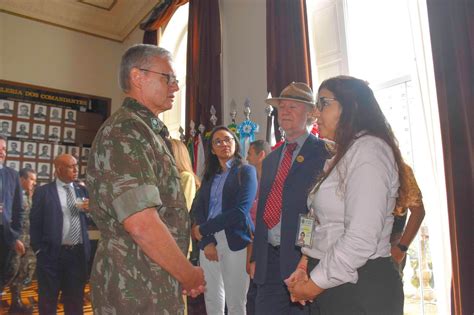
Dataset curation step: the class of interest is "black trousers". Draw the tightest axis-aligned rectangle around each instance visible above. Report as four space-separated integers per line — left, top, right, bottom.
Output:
37 244 87 315
0 226 13 294
308 257 404 315
255 244 310 315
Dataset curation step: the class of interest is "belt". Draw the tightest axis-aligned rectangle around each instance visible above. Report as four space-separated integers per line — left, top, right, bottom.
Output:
61 244 82 250
268 243 280 251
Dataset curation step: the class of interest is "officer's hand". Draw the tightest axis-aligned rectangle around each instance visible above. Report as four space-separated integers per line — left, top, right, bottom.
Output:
181 266 206 297
15 240 25 256
204 243 218 261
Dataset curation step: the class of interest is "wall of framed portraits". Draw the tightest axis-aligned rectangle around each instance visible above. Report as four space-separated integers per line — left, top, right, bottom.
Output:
0 80 111 185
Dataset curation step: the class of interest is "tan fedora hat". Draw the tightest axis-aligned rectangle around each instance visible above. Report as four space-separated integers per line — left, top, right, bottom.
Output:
265 82 315 107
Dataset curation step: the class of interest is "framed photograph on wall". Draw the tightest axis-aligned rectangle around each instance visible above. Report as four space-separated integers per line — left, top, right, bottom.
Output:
0 119 12 137
54 144 66 157
22 161 36 171
64 109 77 125
7 160 20 171
68 146 80 160
37 163 51 179
15 121 30 138
22 141 37 158
33 104 47 120
0 100 14 117
48 125 61 141
32 123 46 140
49 107 63 123
38 143 52 160
63 127 75 143
17 102 31 118
7 140 21 157
81 147 90 162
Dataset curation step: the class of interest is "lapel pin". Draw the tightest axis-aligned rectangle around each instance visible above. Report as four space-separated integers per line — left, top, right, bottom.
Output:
151 118 159 129
296 155 304 163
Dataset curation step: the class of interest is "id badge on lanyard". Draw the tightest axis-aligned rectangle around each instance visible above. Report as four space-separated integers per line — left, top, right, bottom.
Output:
295 208 316 248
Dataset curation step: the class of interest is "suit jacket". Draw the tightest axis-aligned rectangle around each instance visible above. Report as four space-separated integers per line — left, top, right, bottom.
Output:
30 180 91 263
0 166 23 247
253 134 329 284
192 163 257 251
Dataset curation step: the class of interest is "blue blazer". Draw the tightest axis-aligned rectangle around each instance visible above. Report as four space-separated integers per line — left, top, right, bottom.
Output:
253 134 329 284
30 181 91 263
0 166 23 247
192 163 257 252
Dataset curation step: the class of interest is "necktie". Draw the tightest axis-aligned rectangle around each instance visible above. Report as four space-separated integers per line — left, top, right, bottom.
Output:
263 143 298 229
64 185 82 244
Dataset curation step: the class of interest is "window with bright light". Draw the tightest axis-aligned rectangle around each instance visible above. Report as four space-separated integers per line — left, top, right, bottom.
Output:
159 4 189 139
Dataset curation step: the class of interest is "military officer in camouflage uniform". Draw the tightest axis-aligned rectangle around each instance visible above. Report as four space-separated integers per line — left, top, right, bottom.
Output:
8 168 37 313
87 44 205 315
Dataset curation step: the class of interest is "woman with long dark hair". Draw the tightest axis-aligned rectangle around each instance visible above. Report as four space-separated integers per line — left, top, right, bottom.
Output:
287 76 404 314
191 126 257 314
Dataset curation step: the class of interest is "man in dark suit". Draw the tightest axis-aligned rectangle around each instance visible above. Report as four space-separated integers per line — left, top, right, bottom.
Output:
30 154 90 314
251 82 328 314
0 135 24 302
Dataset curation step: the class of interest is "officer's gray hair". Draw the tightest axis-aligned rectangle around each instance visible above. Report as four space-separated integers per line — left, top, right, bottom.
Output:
119 44 172 93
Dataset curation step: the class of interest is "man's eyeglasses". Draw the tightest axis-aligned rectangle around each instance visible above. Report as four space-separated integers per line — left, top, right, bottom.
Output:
139 69 179 86
212 137 234 147
316 97 338 111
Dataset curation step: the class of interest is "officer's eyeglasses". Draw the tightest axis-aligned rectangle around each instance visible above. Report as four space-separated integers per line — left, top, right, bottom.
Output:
212 137 235 147
316 97 338 112
139 69 179 86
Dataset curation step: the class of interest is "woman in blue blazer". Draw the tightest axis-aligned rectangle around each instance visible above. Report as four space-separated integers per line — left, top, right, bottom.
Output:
191 126 257 314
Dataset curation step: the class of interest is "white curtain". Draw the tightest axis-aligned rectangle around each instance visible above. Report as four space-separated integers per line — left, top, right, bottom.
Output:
407 1 451 313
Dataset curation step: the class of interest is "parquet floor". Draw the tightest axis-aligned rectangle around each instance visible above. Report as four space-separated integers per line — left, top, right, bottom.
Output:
0 281 92 314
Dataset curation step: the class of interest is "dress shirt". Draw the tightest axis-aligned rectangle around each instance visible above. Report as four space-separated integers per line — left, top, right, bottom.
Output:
302 135 399 289
55 179 83 245
268 131 309 246
207 159 233 220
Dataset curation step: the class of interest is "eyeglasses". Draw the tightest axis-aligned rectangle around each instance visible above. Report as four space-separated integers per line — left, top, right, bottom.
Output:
212 137 235 147
316 97 338 111
139 69 179 86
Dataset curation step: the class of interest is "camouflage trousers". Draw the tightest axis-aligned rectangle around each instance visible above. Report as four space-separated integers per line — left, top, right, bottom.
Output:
9 246 36 293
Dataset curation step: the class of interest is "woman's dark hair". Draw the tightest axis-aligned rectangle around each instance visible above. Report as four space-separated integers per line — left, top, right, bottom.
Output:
203 126 243 181
317 75 406 188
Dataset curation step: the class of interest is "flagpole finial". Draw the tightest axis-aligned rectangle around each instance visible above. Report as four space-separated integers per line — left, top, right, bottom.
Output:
210 105 218 127
198 124 206 133
189 120 196 137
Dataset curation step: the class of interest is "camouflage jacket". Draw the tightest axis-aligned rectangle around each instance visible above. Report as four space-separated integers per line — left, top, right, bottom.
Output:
18 191 32 245
86 97 190 314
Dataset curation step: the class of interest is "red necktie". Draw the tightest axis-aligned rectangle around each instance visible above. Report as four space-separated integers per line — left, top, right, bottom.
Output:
263 143 298 229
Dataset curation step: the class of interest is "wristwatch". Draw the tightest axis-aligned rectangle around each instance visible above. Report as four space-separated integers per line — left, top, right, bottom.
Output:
397 243 408 252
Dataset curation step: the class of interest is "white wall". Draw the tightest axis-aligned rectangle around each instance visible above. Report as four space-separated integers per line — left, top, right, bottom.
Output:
0 12 144 113
0 3 269 136
220 0 267 140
